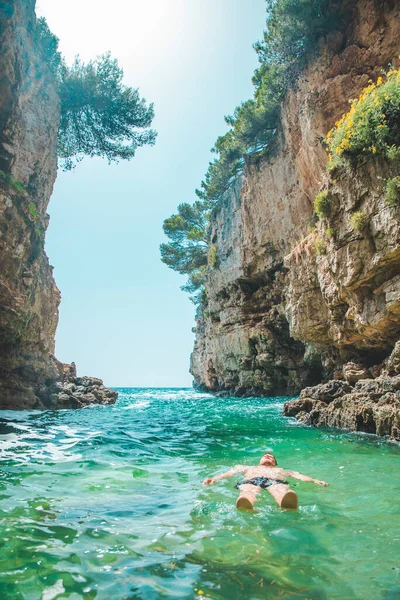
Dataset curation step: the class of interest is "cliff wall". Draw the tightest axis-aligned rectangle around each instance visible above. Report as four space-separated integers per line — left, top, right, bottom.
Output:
191 0 400 437
0 0 116 408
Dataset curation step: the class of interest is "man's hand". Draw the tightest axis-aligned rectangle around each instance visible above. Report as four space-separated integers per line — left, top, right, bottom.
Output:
316 480 329 486
202 477 216 485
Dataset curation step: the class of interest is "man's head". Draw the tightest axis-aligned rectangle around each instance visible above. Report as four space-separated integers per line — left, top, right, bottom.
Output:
259 453 277 467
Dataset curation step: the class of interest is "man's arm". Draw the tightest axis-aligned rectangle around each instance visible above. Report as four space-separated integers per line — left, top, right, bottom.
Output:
285 470 329 486
202 465 246 485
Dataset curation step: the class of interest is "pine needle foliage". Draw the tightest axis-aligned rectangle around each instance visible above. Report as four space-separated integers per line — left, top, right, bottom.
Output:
58 53 156 170
160 202 211 303
35 18 156 170
35 17 62 74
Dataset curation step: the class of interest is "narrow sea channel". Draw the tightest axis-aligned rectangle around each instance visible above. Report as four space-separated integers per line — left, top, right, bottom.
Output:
0 388 399 599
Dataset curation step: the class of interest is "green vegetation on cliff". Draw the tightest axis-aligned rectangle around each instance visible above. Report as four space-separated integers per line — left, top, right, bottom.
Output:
308 68 400 232
57 54 156 170
0 169 25 194
196 0 345 206
349 211 369 232
326 68 400 169
35 17 156 170
35 17 62 74
314 190 330 218
161 0 347 299
385 176 400 206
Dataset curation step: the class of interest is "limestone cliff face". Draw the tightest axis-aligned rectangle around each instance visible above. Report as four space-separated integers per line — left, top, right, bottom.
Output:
190 179 320 396
191 0 400 430
0 0 117 408
285 158 400 358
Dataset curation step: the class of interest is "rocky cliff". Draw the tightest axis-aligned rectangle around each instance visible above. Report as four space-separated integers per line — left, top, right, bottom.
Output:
0 0 116 409
191 0 400 438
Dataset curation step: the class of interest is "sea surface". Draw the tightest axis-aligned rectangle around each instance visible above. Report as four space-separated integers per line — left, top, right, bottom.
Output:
0 388 399 600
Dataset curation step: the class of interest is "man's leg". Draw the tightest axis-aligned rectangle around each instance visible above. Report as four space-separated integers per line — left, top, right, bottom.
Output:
267 483 298 509
236 483 262 509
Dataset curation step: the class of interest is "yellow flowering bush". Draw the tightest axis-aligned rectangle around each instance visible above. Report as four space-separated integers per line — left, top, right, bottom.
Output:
326 68 400 169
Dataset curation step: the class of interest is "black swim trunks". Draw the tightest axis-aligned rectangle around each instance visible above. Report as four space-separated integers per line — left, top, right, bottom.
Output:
235 476 288 489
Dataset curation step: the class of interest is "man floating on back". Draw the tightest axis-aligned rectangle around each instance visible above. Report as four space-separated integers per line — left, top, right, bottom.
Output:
203 452 328 510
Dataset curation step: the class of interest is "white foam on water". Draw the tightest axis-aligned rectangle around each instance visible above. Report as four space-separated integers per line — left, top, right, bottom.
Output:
0 421 102 463
0 434 30 456
42 579 65 600
41 442 82 463
122 400 151 410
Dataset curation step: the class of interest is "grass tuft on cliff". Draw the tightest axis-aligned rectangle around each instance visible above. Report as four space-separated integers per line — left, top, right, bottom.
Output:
326 227 334 239
208 245 218 269
349 211 368 232
314 190 330 217
0 169 25 194
385 176 400 207
313 235 327 255
326 68 400 169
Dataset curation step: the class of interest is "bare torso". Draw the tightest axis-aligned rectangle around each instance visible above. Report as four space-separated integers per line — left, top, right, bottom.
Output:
237 465 290 480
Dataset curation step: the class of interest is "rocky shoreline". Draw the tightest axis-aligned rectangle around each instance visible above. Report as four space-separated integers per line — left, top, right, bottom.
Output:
284 343 400 441
42 361 118 410
0 359 117 410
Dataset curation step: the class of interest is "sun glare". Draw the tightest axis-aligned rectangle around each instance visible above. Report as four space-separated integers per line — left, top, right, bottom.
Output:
35 0 190 65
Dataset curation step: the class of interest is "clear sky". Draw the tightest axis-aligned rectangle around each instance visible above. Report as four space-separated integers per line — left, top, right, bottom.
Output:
35 0 266 387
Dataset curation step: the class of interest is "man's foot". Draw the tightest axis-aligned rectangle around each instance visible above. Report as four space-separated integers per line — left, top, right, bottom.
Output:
236 496 254 510
280 490 298 509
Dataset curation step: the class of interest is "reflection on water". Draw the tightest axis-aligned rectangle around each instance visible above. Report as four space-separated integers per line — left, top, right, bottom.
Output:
0 388 399 599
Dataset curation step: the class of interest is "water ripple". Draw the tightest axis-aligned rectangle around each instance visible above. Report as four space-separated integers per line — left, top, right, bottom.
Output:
0 388 399 599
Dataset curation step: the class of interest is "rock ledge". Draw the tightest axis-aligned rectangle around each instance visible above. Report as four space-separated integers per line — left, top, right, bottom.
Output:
283 345 400 440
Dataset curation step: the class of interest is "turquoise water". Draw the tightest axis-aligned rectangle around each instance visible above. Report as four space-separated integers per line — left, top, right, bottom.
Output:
0 388 399 600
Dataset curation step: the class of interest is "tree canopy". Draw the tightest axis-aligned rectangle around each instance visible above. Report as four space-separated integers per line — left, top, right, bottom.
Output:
57 53 156 170
160 202 211 302
35 18 156 170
